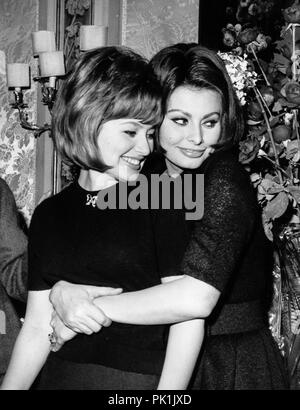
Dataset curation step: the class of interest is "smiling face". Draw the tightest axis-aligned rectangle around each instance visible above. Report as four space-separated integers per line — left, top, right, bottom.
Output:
98 118 155 182
159 86 223 175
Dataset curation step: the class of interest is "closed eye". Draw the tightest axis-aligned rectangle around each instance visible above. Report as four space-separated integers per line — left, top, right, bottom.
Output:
146 129 156 139
124 130 137 137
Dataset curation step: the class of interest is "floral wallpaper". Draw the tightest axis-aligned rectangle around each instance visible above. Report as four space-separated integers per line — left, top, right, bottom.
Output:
0 0 38 224
123 0 199 59
0 0 199 223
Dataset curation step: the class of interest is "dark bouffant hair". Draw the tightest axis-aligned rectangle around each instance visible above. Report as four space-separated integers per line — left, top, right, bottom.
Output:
52 46 163 171
150 43 244 148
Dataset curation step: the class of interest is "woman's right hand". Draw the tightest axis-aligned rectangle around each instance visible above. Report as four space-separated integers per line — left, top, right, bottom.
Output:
49 281 123 334
49 312 78 352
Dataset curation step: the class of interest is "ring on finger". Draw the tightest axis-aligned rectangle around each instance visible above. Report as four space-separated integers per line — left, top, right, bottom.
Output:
48 332 57 347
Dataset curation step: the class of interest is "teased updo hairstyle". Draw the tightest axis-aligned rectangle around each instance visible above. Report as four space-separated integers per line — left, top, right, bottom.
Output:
150 43 244 149
52 46 163 171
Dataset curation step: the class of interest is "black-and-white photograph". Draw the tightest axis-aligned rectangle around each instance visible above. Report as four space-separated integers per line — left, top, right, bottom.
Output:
0 0 299 394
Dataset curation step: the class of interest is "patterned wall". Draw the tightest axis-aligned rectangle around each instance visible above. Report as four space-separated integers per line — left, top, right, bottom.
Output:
123 0 199 59
0 0 39 224
0 0 199 223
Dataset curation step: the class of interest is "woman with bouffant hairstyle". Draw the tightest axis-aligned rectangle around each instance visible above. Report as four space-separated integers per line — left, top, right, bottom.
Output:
53 46 162 172
148 43 287 389
151 42 244 150
1 46 174 390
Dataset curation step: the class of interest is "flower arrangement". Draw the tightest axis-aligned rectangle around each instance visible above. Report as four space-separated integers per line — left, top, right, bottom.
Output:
220 0 300 388
221 0 300 241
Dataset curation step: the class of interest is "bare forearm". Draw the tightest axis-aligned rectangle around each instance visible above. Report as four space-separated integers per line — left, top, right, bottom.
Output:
94 276 216 325
1 325 50 390
157 319 205 390
1 290 53 390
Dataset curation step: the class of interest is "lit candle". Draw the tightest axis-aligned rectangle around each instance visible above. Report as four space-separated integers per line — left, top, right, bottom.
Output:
80 25 108 51
39 51 65 77
6 63 30 88
32 31 56 56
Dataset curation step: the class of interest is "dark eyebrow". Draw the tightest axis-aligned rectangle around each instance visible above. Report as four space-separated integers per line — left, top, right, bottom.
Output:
121 121 143 127
167 109 191 117
202 112 221 120
167 109 221 120
121 121 156 130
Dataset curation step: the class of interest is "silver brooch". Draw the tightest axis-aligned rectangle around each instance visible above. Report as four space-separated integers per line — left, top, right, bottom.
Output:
86 194 97 207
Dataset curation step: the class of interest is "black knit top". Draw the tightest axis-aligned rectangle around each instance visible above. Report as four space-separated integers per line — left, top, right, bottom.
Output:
150 148 273 332
181 149 272 302
28 181 167 374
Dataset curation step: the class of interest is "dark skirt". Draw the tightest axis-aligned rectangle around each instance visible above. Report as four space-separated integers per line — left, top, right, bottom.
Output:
190 327 289 390
34 354 159 390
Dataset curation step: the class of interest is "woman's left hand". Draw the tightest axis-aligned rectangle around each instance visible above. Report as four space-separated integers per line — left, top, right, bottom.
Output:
49 312 78 352
49 281 122 334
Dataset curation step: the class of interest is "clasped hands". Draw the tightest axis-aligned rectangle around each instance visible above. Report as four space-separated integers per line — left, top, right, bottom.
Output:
48 281 122 352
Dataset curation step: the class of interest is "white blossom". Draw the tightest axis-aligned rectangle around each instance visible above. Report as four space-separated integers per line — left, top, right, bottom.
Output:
218 52 258 105
284 112 294 126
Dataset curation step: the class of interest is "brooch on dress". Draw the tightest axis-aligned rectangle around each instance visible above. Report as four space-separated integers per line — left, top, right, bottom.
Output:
86 194 97 207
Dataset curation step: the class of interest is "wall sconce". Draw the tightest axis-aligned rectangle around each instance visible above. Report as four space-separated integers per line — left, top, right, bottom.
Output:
6 25 108 193
7 26 108 137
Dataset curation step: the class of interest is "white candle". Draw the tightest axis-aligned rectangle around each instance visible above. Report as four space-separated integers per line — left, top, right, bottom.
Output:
39 51 65 77
6 63 30 88
32 31 56 56
48 76 56 88
80 25 108 51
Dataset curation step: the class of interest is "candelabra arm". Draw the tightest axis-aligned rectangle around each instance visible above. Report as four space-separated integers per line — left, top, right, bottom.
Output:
11 88 52 138
40 83 57 112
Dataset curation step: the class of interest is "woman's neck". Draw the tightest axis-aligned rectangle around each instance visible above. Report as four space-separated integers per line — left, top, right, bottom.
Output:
165 158 183 178
78 169 117 191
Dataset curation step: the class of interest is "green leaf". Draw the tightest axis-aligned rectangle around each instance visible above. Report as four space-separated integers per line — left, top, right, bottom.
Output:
250 173 261 183
288 330 300 377
270 116 281 128
263 221 274 241
258 125 268 136
264 191 290 220
273 52 291 67
287 186 300 203
278 97 287 105
272 101 283 112
259 178 285 194
286 140 300 160
247 119 263 125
